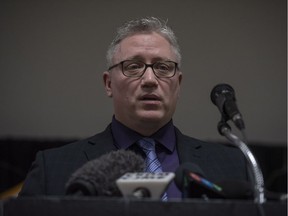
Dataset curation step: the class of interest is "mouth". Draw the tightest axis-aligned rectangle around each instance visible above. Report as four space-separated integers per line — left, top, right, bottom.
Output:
139 94 161 102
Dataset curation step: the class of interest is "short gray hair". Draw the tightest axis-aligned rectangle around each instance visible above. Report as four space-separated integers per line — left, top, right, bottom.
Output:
106 17 181 68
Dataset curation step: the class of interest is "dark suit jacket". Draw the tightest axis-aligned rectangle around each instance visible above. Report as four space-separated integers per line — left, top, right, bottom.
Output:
19 124 249 196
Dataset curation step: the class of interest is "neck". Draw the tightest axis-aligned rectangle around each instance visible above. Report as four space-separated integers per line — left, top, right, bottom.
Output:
116 117 170 136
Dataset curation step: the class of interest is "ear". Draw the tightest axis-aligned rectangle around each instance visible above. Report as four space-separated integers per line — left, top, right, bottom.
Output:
177 71 183 98
178 71 183 85
103 71 113 97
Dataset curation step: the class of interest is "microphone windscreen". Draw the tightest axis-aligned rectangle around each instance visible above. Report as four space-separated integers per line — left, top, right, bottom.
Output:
65 149 145 196
210 83 235 106
174 163 205 191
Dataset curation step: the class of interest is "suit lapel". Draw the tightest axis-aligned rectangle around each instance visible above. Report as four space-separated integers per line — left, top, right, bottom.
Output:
175 127 205 164
83 125 118 161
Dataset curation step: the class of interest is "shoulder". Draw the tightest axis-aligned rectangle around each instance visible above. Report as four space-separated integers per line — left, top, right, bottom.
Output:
19 126 115 196
175 127 241 153
174 127 249 182
34 125 114 164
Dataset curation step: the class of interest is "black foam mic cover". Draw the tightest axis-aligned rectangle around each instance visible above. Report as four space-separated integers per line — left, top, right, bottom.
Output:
65 149 145 196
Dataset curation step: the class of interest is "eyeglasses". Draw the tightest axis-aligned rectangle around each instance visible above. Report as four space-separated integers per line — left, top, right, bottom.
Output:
108 60 179 78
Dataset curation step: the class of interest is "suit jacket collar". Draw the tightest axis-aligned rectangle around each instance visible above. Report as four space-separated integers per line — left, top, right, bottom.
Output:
82 124 205 164
175 127 204 164
83 125 117 160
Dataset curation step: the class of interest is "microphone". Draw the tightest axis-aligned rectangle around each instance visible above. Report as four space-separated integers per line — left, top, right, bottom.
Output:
210 83 245 130
175 163 253 200
175 163 225 199
65 149 145 196
116 172 175 199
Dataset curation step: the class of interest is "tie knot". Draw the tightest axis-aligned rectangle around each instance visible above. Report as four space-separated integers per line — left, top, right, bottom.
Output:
137 138 156 152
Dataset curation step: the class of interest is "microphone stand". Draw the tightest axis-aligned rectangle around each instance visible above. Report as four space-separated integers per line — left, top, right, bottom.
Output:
218 121 266 204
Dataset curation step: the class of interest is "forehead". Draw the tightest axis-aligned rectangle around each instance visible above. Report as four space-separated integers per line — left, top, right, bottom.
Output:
114 32 175 62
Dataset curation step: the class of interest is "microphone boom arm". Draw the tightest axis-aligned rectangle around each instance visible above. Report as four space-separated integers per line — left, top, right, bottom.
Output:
218 122 266 204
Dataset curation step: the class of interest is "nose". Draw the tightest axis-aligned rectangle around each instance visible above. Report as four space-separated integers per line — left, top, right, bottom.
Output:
141 66 158 87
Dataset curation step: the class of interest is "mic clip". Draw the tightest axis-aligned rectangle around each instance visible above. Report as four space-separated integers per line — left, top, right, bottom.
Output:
217 119 232 136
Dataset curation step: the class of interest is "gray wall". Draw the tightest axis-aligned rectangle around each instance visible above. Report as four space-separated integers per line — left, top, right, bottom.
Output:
0 0 286 145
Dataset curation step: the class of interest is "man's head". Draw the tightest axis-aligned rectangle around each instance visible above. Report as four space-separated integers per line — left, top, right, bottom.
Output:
106 17 181 68
103 17 182 136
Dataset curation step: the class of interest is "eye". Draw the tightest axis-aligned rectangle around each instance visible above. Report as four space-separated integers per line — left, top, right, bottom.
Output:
155 62 172 72
123 61 144 71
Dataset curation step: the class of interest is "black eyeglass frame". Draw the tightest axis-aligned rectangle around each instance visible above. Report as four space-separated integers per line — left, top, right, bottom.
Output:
107 60 179 78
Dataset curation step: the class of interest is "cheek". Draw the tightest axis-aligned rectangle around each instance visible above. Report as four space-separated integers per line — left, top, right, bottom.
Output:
112 82 125 98
166 81 181 100
111 79 137 101
163 85 181 111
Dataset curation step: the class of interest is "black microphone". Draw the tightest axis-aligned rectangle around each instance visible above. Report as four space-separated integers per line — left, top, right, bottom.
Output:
65 149 145 196
210 83 245 130
175 163 225 199
175 163 254 200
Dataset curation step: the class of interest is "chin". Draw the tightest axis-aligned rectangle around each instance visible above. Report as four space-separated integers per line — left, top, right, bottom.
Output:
137 111 167 122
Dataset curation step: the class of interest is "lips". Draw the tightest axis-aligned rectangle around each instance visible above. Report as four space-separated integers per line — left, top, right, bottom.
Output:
139 94 161 101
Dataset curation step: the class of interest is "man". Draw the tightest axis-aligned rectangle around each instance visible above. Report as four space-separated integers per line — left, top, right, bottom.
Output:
19 17 249 199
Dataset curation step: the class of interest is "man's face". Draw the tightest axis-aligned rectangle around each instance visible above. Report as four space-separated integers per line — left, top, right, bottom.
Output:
103 32 182 133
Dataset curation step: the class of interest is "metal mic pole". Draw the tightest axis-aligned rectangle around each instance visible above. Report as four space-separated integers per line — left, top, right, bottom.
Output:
218 121 266 204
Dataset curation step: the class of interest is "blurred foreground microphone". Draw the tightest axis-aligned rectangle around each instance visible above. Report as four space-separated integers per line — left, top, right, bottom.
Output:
210 83 245 130
175 163 253 200
116 172 175 199
65 150 145 196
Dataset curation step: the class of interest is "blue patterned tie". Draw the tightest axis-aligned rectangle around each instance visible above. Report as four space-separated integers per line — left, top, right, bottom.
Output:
137 138 168 201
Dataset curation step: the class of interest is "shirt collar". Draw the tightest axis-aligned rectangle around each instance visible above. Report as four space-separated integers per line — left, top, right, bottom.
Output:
111 116 176 152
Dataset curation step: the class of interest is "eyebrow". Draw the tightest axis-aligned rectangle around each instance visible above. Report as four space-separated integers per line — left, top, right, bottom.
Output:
124 55 174 62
